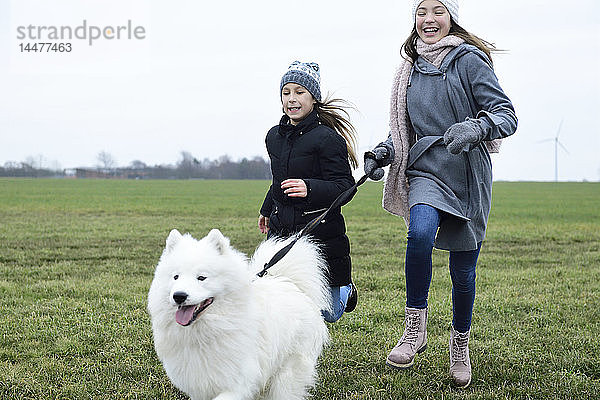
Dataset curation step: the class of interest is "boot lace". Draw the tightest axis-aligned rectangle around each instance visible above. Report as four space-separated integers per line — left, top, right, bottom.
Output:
451 331 469 362
400 313 421 346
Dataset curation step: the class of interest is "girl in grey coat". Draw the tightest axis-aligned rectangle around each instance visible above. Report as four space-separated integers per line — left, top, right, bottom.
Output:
364 0 517 387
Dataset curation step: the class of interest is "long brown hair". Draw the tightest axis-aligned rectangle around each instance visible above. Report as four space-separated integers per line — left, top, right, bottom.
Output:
314 96 359 169
401 18 497 64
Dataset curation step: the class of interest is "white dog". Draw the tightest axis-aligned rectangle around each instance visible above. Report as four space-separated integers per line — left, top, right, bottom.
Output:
147 229 331 400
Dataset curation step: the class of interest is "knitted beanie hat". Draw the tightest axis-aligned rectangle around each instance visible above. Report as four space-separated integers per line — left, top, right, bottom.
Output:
413 0 459 23
280 61 321 102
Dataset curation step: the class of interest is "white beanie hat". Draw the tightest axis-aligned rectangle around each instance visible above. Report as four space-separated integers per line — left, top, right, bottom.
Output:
413 0 459 23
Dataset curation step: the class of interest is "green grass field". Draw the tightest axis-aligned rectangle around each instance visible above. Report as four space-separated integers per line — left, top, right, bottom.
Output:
1 178 598 399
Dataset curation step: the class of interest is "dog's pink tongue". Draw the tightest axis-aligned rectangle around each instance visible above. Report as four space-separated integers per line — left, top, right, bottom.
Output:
175 305 195 326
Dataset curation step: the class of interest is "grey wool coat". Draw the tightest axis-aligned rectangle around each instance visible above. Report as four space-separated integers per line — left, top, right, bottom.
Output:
384 43 517 251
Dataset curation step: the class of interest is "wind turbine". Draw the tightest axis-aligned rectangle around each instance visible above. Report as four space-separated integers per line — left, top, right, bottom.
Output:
538 120 569 182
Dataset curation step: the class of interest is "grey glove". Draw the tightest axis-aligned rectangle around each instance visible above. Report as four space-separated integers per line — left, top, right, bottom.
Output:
364 146 391 181
364 158 385 180
443 119 484 154
372 145 393 167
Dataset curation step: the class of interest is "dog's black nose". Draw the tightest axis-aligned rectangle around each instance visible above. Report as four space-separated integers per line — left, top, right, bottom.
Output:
173 291 188 305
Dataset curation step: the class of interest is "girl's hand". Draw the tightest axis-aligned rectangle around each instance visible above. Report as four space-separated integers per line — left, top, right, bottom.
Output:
281 179 308 198
444 120 484 154
258 215 269 234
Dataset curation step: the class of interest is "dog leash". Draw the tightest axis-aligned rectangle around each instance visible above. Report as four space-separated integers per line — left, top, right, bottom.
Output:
256 173 369 278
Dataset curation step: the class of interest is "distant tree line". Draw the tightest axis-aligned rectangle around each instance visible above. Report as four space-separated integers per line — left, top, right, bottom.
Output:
0 152 272 180
0 161 60 178
173 152 271 180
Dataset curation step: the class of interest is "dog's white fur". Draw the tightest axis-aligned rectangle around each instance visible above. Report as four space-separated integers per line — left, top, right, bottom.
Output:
148 229 331 400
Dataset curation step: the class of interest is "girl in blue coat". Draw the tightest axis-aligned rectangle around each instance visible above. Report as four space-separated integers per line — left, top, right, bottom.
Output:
364 0 517 387
259 61 359 323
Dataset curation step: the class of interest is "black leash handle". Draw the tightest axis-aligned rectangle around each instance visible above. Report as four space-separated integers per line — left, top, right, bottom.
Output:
256 173 369 278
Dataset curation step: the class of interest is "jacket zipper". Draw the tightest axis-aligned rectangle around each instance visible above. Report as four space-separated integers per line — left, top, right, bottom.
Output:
301 208 327 217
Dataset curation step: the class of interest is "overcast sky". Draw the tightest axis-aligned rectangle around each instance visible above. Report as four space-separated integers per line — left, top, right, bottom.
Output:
1 0 599 181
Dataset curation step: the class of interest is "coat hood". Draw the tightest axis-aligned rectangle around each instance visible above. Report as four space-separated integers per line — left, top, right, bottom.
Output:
413 43 492 75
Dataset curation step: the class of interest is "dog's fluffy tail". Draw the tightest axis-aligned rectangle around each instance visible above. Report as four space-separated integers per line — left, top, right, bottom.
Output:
249 236 332 314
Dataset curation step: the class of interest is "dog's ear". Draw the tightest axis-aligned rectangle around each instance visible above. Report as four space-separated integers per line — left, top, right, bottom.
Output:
205 229 230 254
166 229 183 253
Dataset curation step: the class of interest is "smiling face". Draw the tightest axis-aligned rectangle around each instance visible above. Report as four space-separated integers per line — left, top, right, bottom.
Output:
415 0 452 44
281 83 316 126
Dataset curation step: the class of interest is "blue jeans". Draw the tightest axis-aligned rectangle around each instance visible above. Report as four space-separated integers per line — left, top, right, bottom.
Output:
322 284 352 323
405 204 481 332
